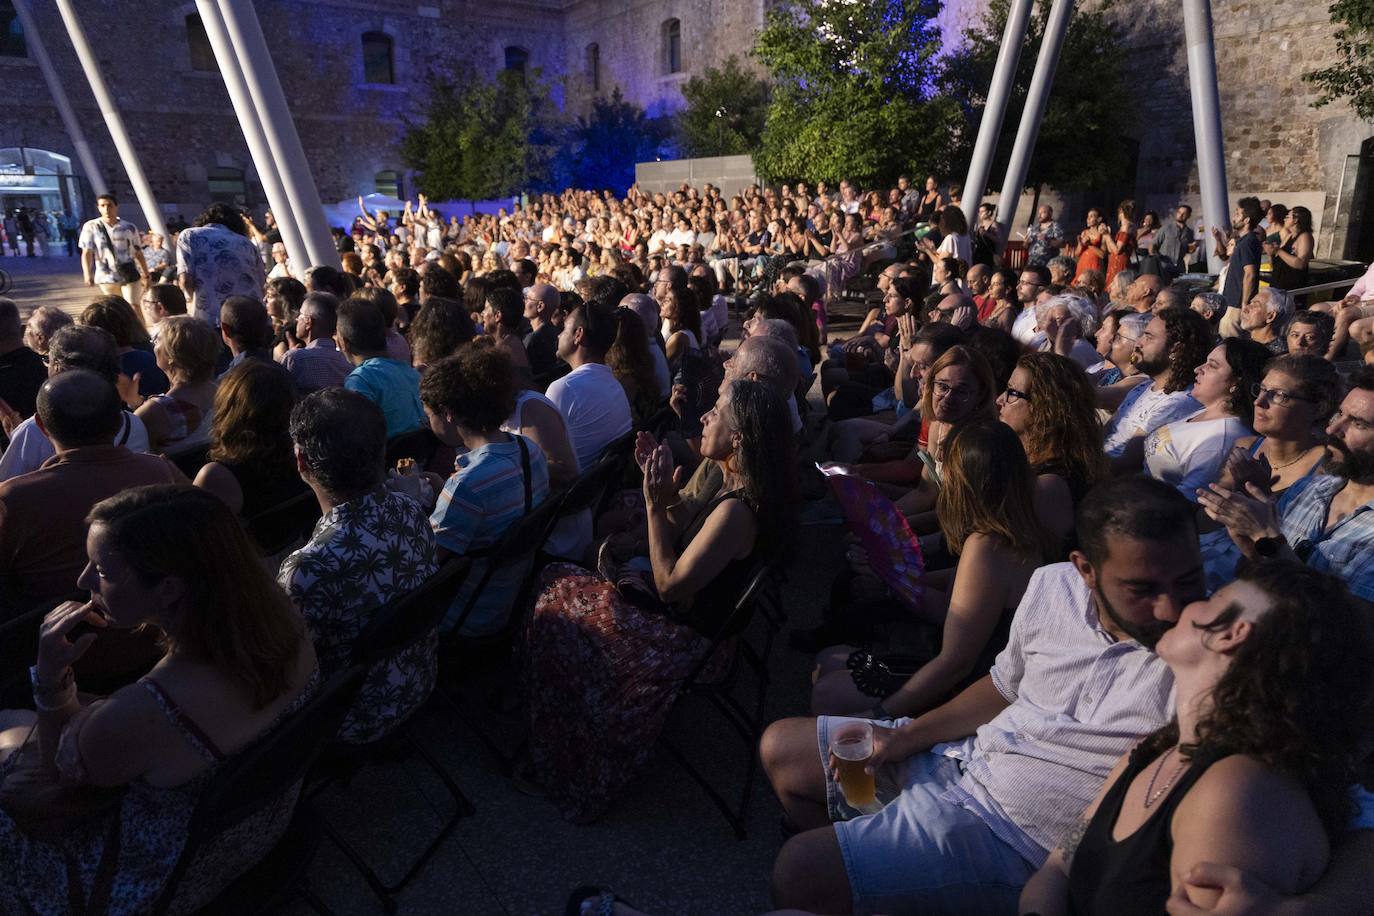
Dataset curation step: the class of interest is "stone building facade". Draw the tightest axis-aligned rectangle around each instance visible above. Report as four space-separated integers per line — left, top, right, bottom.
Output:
1 0 1371 258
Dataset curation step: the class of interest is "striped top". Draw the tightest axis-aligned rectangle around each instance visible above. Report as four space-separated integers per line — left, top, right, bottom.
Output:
933 563 1175 866
1278 473 1374 602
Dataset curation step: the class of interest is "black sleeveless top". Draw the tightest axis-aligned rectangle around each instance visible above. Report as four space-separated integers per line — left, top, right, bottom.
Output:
1068 744 1225 916
670 488 760 638
1269 233 1309 292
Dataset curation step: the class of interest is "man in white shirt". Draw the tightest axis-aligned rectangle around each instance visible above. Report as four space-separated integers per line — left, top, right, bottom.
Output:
1010 266 1050 346
79 193 151 306
1103 309 1213 469
267 241 293 280
668 214 696 250
0 325 150 482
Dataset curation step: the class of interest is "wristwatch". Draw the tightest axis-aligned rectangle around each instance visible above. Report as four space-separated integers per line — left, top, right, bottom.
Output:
1253 534 1285 558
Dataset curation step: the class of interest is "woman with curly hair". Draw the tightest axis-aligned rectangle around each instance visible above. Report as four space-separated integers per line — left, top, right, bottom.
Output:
1143 337 1270 499
997 352 1109 543
194 359 307 517
1022 561 1374 914
408 296 477 371
523 378 796 822
811 420 1051 719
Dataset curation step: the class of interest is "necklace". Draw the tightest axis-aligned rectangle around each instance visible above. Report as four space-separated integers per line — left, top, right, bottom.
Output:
1266 443 1317 470
1143 745 1188 809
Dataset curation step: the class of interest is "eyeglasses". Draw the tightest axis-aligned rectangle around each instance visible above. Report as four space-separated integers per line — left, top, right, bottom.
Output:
934 380 975 401
1001 385 1031 403
1251 384 1316 407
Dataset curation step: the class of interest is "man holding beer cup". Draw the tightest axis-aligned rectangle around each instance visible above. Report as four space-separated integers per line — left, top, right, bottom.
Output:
760 477 1374 914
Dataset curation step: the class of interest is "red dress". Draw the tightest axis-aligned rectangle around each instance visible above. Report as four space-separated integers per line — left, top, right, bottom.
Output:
1106 229 1135 288
1075 230 1107 278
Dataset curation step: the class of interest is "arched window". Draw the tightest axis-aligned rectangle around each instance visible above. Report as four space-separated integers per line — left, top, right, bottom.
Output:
1 0 27 58
185 14 216 72
587 43 600 92
207 166 246 207
504 45 528 77
375 170 403 199
662 18 681 75
362 31 394 84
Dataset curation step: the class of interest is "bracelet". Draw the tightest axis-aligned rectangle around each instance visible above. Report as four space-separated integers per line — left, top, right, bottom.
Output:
33 682 77 712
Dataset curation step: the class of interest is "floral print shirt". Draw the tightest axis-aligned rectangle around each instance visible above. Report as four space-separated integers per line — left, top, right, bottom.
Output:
279 486 439 744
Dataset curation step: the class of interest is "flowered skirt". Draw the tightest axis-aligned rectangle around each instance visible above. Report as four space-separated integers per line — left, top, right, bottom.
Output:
523 563 727 823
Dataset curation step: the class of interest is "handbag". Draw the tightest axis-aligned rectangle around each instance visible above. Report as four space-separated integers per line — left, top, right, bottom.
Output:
97 221 141 285
845 647 928 700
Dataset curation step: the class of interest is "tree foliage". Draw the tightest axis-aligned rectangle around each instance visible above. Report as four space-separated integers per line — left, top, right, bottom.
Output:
751 0 964 186
677 56 771 157
401 68 554 201
565 89 671 193
1305 0 1374 120
938 0 1134 195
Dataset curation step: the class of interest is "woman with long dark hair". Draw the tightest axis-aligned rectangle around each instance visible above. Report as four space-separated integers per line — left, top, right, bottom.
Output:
1022 561 1374 914
811 420 1051 719
523 379 796 822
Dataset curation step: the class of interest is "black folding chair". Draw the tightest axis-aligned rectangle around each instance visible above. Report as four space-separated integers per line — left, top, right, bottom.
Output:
309 558 475 911
0 598 54 708
150 664 369 916
658 562 783 839
244 490 322 557
384 427 440 471
541 432 635 563
168 443 211 480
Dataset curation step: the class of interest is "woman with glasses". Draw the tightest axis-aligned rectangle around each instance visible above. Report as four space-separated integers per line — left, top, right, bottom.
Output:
997 352 1109 546
1143 338 1271 499
810 420 1051 719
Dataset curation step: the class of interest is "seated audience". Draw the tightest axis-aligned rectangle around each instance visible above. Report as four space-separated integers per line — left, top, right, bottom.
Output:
1022 562 1373 915
412 344 552 635
525 378 795 822
79 295 169 397
0 485 317 913
265 275 307 358
279 388 438 743
129 315 220 457
0 370 185 614
219 295 275 369
1144 338 1269 498
811 420 1052 719
338 297 425 438
22 305 73 358
481 286 534 384
138 283 188 346
1 326 153 481
279 291 353 393
1283 308 1336 360
621 292 671 397
194 360 308 518
409 295 477 371
607 306 664 423
351 285 413 365
523 282 562 379
1102 308 1213 469
0 297 48 430
1239 286 1294 355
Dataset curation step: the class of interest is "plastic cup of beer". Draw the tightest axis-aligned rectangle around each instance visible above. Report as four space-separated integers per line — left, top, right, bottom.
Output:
830 720 880 813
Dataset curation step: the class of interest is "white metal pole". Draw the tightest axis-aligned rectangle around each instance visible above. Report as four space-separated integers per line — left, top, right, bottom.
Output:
993 0 1074 254
1183 0 1230 275
960 0 1034 229
52 0 168 244
193 0 310 274
213 0 340 269
10 0 106 199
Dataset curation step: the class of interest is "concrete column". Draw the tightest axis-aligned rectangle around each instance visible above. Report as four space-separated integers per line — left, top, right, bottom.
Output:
52 0 168 244
193 0 310 274
1183 0 1230 275
960 0 1034 229
213 0 340 269
993 0 1075 254
10 0 107 199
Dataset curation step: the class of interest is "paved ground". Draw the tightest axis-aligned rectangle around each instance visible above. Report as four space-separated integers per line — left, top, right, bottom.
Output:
0 253 91 318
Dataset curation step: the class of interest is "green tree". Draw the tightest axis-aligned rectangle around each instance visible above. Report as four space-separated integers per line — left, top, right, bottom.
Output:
751 0 964 186
677 56 771 157
567 89 670 192
938 0 1134 196
401 67 554 201
1305 0 1374 119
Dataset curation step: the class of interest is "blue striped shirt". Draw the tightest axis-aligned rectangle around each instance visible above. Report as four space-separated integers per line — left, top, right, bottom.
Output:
1279 474 1374 602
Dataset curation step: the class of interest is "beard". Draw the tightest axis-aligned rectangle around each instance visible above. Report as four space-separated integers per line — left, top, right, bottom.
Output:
1131 351 1170 378
1095 586 1173 650
1327 438 1374 484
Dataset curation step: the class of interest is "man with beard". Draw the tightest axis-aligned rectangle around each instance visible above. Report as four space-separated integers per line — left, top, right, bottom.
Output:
1102 308 1213 467
1199 366 1374 602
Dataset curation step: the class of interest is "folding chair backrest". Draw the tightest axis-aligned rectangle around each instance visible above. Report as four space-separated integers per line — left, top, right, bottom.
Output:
385 428 439 470
558 447 628 518
244 490 322 557
353 558 472 666
153 664 368 915
680 562 773 689
446 492 564 636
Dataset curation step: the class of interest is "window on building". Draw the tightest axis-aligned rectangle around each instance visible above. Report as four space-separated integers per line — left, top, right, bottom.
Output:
504 45 528 78
362 31 394 84
662 19 681 74
1 1 26 59
587 43 600 92
375 170 403 200
185 14 216 72
207 166 247 207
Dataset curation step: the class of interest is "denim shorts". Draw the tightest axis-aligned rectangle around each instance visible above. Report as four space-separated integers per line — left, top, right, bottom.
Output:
816 715 1036 916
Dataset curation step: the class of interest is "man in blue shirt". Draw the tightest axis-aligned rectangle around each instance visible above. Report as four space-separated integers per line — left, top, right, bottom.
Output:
1217 197 1263 339
337 297 424 438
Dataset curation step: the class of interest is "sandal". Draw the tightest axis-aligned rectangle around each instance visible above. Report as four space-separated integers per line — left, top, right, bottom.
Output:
564 885 632 916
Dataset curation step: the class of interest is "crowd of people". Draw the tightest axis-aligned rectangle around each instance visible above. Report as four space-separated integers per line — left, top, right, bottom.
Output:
0 171 1372 916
